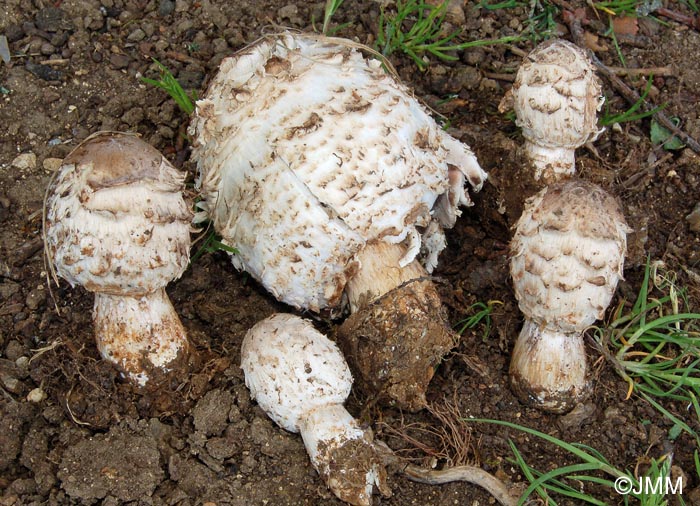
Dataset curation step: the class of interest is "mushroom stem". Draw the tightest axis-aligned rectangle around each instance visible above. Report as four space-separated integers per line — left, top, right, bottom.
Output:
509 320 588 414
344 241 426 312
93 288 190 386
523 143 576 182
299 403 389 506
338 241 456 411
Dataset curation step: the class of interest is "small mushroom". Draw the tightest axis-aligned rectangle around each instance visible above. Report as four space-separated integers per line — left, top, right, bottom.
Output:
241 313 391 506
190 32 487 410
500 39 604 182
44 131 193 386
509 179 630 412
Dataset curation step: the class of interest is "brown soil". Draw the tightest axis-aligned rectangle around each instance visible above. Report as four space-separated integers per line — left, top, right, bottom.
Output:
2 0 700 504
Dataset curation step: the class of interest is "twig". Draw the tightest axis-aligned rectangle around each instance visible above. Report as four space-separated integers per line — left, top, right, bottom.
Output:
560 9 700 154
402 463 519 506
607 66 673 77
483 71 516 82
655 7 700 30
164 50 199 64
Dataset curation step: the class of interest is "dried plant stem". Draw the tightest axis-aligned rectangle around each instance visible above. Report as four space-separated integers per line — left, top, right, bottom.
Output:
402 463 519 506
554 3 700 153
607 65 674 77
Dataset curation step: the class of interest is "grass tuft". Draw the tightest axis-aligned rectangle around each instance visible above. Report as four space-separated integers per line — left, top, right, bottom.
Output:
376 0 520 70
141 59 196 115
469 418 684 505
593 260 700 441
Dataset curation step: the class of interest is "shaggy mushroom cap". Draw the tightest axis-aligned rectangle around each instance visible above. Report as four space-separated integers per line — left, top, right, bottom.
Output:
509 178 630 412
504 39 604 181
44 131 193 385
45 131 192 295
241 314 390 506
190 32 486 313
241 313 354 432
510 179 629 331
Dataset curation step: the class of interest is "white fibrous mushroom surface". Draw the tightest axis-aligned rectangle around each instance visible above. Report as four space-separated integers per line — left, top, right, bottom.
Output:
508 39 604 180
510 179 629 331
509 178 630 412
241 313 389 506
46 133 192 296
44 131 193 385
241 313 353 432
190 32 486 312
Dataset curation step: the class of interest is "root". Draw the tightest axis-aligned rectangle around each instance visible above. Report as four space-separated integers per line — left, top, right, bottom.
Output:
402 463 520 506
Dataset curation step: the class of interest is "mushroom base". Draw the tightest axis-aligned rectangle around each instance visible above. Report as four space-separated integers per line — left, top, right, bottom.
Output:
94 289 193 387
337 279 456 411
509 320 589 414
300 405 391 506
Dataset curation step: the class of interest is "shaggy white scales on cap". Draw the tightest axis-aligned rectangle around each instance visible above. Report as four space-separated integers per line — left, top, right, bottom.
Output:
241 313 390 506
190 32 487 410
190 31 486 312
509 179 630 412
500 39 604 182
44 131 193 386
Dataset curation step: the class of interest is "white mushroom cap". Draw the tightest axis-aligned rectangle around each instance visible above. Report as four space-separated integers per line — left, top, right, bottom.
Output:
190 32 486 312
509 39 604 180
45 131 192 295
510 179 630 331
44 131 193 385
241 313 353 432
241 313 390 506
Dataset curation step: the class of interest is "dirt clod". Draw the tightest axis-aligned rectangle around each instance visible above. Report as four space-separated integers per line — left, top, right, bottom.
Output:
57 423 164 501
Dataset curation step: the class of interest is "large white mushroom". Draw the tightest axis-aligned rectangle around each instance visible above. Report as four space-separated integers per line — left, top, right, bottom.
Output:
241 313 390 506
44 131 193 386
190 32 487 410
499 39 604 182
509 179 630 412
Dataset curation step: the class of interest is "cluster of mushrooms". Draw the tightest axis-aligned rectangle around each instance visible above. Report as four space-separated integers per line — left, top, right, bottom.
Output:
44 32 630 505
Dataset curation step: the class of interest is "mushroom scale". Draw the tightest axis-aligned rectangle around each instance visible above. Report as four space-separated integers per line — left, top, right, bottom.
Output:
190 32 486 313
502 39 604 181
44 131 193 385
190 32 486 410
241 314 390 506
509 179 630 412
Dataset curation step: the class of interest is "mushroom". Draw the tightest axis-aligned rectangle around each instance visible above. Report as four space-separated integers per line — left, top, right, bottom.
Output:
509 179 630 412
241 313 391 506
499 39 604 182
44 131 193 386
190 32 487 410
242 314 523 506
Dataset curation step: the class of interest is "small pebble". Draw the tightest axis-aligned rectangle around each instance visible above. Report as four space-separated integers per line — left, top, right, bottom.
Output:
109 53 130 69
159 0 176 16
25 61 63 81
12 152 37 170
42 158 63 171
40 42 56 56
5 24 25 43
278 4 298 20
27 387 47 403
686 203 700 232
25 287 47 310
127 28 146 42
35 7 72 32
